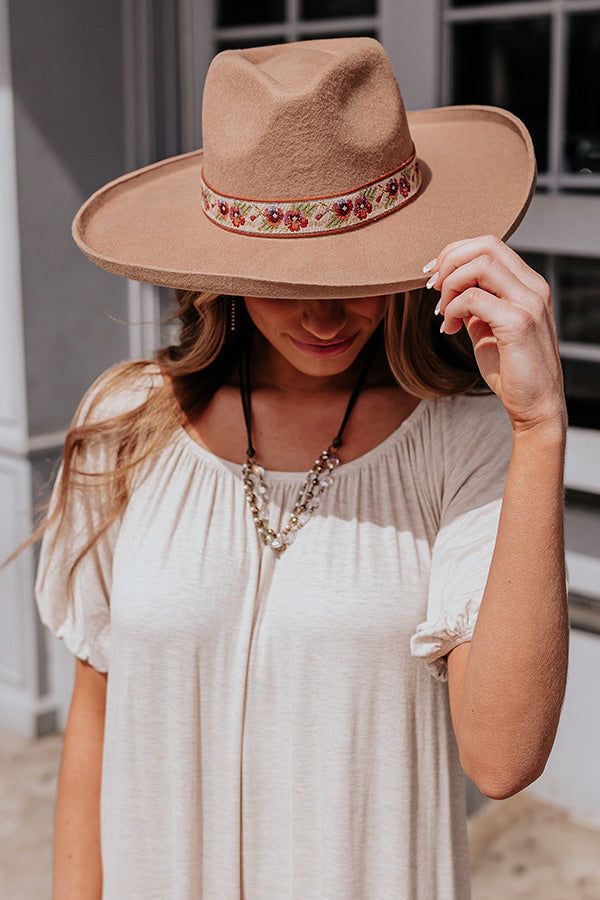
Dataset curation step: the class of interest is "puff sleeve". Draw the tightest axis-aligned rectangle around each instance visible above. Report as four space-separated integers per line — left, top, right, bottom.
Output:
33 368 129 674
409 392 514 682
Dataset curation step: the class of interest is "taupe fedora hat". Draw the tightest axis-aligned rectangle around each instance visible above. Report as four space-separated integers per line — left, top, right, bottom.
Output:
71 36 536 300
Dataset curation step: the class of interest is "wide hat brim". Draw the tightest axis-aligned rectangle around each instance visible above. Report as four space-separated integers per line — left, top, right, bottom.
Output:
72 104 536 300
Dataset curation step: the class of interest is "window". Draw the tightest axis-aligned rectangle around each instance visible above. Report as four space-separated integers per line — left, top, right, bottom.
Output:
216 1 285 28
566 12 600 177
442 0 600 429
213 0 379 51
301 0 376 19
450 16 551 171
443 2 600 435
519 252 600 431
215 0 377 28
444 1 600 618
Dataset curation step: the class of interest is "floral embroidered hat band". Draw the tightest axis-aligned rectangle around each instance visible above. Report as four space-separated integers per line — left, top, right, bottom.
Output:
199 149 422 238
71 36 537 300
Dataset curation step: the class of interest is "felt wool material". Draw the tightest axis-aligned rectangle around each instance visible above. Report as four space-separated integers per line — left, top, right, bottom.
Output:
35 364 516 898
71 37 536 299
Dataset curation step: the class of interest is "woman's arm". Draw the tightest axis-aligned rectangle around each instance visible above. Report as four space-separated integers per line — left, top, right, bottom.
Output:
53 658 107 899
452 423 569 798
427 233 572 800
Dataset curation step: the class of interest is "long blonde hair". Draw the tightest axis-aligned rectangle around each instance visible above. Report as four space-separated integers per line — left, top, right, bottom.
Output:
1 288 490 604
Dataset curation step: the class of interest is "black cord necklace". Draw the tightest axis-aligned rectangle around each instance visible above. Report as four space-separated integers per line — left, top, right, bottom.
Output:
238 329 379 553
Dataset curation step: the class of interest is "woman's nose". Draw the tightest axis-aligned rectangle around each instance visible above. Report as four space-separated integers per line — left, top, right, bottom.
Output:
300 302 347 340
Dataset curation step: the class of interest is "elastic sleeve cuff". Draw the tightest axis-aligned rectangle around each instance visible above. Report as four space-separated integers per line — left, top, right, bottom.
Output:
38 606 110 674
409 594 480 683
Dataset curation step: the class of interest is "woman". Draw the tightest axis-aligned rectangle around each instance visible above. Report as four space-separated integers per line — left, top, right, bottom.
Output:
4 36 569 900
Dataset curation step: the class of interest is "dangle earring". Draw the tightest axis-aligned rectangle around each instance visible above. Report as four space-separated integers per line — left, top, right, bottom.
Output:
229 297 237 332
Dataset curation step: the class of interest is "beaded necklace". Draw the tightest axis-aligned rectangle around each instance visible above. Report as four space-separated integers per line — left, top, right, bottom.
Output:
238 331 378 554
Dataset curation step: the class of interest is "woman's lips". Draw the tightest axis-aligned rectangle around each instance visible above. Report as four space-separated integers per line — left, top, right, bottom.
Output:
289 332 358 357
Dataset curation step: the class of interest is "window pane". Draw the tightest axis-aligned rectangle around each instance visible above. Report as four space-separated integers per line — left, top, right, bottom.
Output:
300 0 376 20
515 252 600 429
215 36 288 53
565 13 600 174
450 18 550 171
298 30 378 41
558 254 600 430
564 491 600 562
561 186 600 197
563 358 600 430
450 0 543 5
216 1 284 28
518 250 549 281
557 255 600 346
564 492 600 631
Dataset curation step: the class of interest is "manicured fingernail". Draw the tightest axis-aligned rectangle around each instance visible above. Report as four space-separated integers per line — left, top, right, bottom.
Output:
434 299 442 316
423 258 437 273
439 319 446 333
426 271 439 289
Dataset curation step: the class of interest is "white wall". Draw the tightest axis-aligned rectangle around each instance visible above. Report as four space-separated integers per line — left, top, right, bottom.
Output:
530 629 600 828
0 0 130 737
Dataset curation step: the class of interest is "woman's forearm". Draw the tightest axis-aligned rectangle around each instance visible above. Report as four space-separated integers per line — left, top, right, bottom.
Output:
53 701 105 899
457 423 570 796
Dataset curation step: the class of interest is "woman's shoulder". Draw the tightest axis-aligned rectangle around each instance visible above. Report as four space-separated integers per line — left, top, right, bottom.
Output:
435 389 513 458
73 359 162 428
437 388 509 424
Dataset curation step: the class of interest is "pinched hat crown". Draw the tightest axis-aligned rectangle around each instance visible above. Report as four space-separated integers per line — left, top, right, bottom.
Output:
199 37 422 238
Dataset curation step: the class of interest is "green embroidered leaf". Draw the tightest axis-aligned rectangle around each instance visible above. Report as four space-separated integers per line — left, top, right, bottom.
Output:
258 220 279 232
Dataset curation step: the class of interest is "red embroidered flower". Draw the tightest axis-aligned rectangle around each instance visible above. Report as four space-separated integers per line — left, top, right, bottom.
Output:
230 207 245 227
332 199 353 219
398 176 411 197
218 200 229 217
284 209 308 232
354 195 372 220
265 206 285 225
384 178 399 198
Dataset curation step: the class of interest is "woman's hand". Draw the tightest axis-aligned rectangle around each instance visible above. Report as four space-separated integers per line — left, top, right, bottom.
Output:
425 234 568 437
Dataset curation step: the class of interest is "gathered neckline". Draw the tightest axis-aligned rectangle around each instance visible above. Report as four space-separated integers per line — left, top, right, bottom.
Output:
153 359 430 481
172 395 430 482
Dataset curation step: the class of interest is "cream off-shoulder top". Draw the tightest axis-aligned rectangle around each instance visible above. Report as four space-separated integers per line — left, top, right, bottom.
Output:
35 360 514 900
